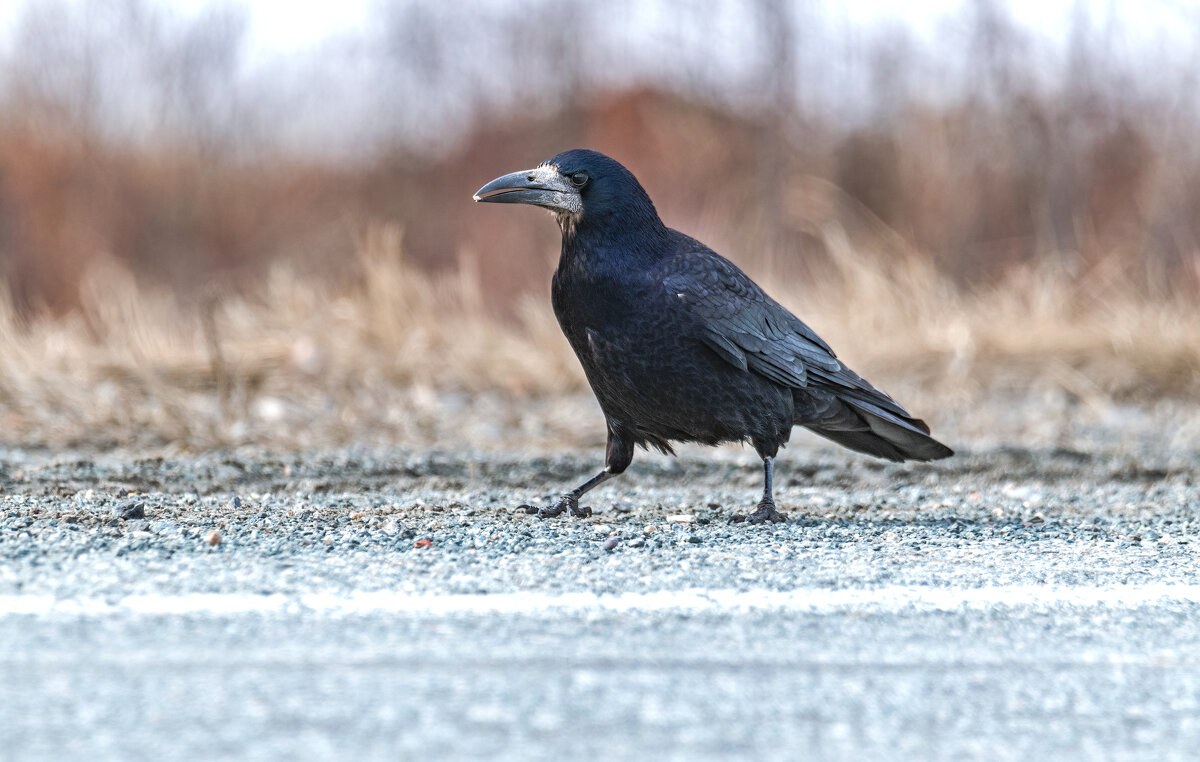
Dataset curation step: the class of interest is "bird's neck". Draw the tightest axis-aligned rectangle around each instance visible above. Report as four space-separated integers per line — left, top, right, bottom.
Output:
558 211 670 274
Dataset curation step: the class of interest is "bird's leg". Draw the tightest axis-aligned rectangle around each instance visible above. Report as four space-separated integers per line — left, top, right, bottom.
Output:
537 469 612 519
539 427 632 519
732 456 788 524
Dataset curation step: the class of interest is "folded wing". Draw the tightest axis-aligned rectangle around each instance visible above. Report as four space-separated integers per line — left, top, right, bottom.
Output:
662 249 953 462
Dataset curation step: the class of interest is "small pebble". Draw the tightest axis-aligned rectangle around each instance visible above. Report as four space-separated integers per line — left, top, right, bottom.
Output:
603 537 620 551
206 530 222 546
115 501 145 520
667 514 695 524
231 496 242 510
612 502 633 513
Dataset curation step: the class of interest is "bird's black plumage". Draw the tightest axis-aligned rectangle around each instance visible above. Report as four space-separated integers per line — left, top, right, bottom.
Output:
474 149 952 523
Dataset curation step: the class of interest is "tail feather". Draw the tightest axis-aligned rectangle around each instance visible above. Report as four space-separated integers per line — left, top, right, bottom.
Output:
806 426 914 461
796 391 954 462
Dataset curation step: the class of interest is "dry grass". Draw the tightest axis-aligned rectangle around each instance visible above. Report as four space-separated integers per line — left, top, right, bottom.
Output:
0 222 1197 451
797 231 1200 406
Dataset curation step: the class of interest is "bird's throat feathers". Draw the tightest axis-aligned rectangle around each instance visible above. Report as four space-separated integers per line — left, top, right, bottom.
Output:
558 222 673 280
557 203 670 274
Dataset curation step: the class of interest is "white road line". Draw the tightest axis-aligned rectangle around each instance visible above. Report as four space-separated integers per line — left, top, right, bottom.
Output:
1 583 1200 617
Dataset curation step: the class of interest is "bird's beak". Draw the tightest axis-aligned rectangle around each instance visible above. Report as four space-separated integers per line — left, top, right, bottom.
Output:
473 165 582 215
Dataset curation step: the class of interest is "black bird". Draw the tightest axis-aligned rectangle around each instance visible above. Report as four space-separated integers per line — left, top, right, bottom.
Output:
474 150 952 524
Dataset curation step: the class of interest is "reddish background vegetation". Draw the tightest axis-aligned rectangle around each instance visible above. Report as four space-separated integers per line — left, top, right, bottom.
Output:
3 86 1197 317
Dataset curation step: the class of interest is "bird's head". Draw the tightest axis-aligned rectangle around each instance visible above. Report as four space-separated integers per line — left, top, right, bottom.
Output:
473 149 661 237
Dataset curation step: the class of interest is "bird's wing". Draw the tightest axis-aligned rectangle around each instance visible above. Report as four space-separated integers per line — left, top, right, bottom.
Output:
662 250 922 422
661 251 841 389
660 246 945 452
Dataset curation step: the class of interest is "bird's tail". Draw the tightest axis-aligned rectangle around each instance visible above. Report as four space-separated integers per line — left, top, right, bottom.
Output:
796 386 954 463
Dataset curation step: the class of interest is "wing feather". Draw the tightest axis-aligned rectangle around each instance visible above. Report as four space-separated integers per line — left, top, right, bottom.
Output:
662 252 838 390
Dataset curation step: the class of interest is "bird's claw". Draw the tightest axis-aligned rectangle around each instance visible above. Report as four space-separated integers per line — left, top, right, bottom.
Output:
730 500 787 525
748 499 788 524
537 494 592 519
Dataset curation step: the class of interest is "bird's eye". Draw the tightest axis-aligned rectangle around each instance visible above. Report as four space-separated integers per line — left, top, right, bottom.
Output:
569 171 589 188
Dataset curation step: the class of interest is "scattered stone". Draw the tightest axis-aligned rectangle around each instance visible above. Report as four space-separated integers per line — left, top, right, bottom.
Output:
415 538 433 549
231 496 242 510
206 530 222 546
612 502 633 513
666 514 695 524
686 535 703 544
603 537 620 551
115 501 145 520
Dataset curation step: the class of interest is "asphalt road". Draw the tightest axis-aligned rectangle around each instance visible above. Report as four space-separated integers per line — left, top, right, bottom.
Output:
1 442 1198 760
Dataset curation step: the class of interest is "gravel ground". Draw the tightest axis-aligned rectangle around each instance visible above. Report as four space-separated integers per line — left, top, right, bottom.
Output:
1 436 1199 760
1 441 1196 597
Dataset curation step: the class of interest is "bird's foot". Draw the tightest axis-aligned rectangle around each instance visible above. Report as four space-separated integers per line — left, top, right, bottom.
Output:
730 499 787 525
537 494 592 519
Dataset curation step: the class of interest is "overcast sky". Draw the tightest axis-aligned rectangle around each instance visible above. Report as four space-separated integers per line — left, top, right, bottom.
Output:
2 0 1195 159
1 0 1196 63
